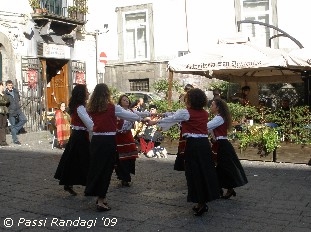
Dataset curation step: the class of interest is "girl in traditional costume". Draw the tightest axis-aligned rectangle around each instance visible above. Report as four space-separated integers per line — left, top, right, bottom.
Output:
147 88 220 216
54 84 93 196
207 98 248 199
84 84 146 211
115 94 150 187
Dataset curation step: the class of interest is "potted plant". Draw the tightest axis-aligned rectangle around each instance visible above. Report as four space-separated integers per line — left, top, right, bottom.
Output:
29 0 41 13
29 0 40 8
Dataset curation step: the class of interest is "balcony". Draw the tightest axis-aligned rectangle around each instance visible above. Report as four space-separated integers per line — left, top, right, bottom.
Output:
31 0 87 30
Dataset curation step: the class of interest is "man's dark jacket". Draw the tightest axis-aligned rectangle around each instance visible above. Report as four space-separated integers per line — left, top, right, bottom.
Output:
5 88 22 116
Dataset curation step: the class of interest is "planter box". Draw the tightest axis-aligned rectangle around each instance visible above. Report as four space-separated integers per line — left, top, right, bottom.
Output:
232 140 311 164
161 139 311 164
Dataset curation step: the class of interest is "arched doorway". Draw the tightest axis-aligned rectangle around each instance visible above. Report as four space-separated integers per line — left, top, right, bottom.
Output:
45 59 70 112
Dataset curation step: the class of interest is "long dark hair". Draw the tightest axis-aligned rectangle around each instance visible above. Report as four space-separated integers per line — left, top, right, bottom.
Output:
87 83 112 113
213 98 232 130
185 88 207 109
68 84 87 115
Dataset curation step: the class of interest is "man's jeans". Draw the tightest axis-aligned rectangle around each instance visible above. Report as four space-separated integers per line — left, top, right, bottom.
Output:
8 112 27 142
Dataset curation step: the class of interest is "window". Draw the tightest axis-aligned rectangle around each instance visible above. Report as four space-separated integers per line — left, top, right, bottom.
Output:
42 0 62 15
237 0 277 47
116 4 154 62
124 12 148 60
129 79 149 91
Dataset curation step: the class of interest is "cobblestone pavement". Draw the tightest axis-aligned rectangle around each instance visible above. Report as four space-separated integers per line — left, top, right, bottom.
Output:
0 131 310 231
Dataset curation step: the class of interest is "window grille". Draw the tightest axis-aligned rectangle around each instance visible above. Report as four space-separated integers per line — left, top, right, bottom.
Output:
129 79 149 91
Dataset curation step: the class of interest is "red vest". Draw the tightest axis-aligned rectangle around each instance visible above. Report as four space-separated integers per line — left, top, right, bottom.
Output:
116 118 124 130
71 105 86 127
213 116 228 137
181 108 208 135
89 103 117 133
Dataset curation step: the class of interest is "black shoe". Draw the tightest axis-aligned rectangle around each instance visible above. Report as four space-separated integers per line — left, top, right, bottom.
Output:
13 141 21 145
0 142 9 146
64 185 77 196
220 188 224 197
121 181 130 187
96 203 111 212
194 205 209 216
192 204 208 212
221 189 236 199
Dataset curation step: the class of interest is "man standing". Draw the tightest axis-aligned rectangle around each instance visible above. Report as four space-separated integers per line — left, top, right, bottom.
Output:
208 88 222 107
5 80 27 144
0 82 10 146
179 84 194 104
231 85 251 106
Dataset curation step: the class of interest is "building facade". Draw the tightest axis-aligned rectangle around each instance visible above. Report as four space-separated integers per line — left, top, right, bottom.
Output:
1 0 310 131
85 0 310 92
0 0 89 131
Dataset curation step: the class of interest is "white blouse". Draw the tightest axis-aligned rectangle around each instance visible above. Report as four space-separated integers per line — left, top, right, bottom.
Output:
117 108 150 131
207 115 224 131
76 105 94 131
158 109 190 131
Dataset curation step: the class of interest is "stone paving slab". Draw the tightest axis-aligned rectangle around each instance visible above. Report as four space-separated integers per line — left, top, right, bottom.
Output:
0 131 310 231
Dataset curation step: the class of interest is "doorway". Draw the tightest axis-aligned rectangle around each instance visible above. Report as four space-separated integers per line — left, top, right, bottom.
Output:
46 59 69 112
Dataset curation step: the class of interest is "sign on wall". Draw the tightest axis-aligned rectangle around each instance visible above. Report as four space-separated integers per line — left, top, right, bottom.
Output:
42 43 70 59
26 69 38 89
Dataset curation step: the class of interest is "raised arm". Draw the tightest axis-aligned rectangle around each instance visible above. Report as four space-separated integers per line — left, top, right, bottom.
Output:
115 105 141 122
148 109 189 131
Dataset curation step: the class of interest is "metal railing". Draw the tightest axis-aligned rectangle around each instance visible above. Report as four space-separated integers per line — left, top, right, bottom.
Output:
36 0 86 21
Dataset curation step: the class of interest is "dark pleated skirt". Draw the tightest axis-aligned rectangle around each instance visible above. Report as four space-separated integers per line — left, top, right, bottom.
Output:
84 135 116 197
115 158 135 182
216 139 248 189
184 137 220 204
54 130 90 186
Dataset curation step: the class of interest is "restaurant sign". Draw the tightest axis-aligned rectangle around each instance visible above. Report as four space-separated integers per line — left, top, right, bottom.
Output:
43 44 70 59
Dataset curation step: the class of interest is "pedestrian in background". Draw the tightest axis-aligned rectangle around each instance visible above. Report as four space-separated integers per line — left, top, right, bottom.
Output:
148 88 220 216
54 102 71 148
138 104 163 155
137 97 146 112
207 88 222 108
85 83 144 211
115 94 150 187
5 80 27 144
179 84 194 104
231 85 251 106
208 98 248 199
0 82 10 146
54 84 93 196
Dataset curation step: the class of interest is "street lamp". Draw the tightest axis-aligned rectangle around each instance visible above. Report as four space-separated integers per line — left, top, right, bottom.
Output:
94 24 109 84
95 29 99 84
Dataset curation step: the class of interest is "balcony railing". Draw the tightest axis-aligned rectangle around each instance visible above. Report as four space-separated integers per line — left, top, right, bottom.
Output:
35 0 86 21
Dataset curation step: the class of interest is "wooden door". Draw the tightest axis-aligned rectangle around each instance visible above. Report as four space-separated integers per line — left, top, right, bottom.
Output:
46 60 69 111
